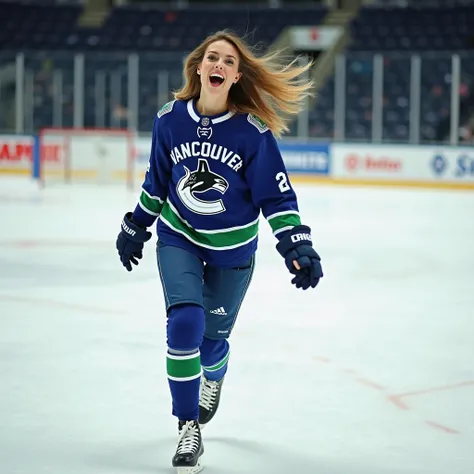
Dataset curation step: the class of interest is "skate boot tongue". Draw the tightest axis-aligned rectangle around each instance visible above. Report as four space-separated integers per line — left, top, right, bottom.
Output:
178 420 189 430
199 375 225 427
173 420 204 473
200 379 219 409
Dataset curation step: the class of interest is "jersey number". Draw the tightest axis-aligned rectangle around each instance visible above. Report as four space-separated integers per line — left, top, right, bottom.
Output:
276 172 290 193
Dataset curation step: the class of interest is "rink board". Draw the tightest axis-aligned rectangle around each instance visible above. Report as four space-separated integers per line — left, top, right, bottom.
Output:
1 133 473 190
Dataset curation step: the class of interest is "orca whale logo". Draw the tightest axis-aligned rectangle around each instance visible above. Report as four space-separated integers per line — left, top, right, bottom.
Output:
177 159 229 215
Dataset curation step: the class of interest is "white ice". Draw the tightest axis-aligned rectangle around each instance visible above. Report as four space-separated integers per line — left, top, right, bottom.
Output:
0 177 473 474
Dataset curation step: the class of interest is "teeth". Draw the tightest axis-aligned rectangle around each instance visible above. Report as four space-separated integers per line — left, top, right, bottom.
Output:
210 73 224 80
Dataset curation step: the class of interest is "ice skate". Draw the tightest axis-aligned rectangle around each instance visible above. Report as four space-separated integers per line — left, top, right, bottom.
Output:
199 374 225 428
172 420 204 474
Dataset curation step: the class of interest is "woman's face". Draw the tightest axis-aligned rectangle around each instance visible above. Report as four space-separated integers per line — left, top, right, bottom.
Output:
197 40 242 97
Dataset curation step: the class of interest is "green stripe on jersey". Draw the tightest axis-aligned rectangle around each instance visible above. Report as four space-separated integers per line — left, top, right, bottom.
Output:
160 202 259 250
267 211 301 235
167 352 201 382
139 191 164 216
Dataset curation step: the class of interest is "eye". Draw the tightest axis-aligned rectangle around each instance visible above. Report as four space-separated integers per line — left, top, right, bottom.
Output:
225 59 234 65
208 54 217 61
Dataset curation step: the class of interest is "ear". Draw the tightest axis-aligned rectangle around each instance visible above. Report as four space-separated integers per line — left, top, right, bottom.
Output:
197 69 201 75
234 72 242 84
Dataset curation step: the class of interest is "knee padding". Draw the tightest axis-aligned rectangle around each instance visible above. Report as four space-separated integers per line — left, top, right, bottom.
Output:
167 303 205 351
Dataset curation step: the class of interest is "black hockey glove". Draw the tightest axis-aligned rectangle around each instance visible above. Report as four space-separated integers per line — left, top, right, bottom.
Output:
116 212 152 271
276 225 323 290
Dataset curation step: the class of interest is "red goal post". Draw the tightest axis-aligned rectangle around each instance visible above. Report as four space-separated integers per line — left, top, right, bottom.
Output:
37 128 136 188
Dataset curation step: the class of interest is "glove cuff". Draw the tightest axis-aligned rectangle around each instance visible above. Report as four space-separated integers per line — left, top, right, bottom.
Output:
121 212 152 243
276 225 312 257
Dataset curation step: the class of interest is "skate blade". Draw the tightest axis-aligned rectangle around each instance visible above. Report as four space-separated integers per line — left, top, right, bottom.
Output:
176 457 203 474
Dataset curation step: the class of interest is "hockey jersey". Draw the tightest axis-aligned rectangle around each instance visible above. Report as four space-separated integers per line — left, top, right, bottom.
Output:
131 98 302 267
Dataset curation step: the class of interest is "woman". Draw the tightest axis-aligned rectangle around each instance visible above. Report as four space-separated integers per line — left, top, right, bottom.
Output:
116 30 323 473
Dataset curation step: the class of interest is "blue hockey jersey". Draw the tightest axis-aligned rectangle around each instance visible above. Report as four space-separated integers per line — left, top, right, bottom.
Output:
131 98 302 267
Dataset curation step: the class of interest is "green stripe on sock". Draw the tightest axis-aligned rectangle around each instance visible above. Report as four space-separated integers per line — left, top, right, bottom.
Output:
202 351 230 372
167 352 201 381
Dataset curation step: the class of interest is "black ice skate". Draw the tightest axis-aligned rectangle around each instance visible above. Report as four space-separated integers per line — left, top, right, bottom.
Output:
172 420 204 474
199 374 225 428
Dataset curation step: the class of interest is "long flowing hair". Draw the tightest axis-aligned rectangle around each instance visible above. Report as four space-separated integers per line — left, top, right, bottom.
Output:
173 30 314 137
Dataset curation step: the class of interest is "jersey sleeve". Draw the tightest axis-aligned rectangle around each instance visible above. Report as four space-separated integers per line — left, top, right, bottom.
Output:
245 130 302 239
131 115 171 228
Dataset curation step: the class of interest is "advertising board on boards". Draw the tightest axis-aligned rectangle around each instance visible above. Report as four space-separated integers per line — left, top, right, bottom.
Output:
332 143 474 187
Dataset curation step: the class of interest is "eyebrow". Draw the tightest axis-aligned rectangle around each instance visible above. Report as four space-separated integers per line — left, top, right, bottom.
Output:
207 50 236 60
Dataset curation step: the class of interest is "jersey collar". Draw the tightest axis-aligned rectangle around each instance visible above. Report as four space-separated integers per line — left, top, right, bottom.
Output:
187 99 234 124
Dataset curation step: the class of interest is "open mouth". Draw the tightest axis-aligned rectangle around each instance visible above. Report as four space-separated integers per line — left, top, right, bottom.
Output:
209 73 225 87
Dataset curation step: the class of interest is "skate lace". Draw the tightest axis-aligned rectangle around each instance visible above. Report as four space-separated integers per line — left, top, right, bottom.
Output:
176 421 200 455
200 378 219 411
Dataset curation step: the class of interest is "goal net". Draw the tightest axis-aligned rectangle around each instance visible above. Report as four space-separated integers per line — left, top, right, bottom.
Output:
37 128 136 188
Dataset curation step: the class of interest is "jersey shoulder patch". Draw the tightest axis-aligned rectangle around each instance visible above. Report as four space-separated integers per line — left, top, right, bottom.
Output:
157 100 176 118
247 114 269 133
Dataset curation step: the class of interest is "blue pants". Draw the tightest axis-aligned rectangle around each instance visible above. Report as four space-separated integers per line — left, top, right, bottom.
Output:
157 241 255 421
157 241 255 340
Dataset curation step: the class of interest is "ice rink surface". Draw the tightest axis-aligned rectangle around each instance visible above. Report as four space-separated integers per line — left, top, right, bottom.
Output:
1 178 473 474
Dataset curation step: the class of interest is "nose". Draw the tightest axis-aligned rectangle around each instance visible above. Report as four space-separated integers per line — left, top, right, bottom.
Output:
214 62 224 69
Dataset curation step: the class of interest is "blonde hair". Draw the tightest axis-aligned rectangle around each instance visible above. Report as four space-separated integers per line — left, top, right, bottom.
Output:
174 30 314 137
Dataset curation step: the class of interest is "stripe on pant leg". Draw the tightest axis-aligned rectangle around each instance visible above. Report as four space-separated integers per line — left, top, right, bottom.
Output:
157 249 171 308
228 255 255 334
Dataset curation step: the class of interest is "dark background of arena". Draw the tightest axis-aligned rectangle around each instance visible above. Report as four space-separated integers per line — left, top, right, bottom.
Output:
1 0 473 144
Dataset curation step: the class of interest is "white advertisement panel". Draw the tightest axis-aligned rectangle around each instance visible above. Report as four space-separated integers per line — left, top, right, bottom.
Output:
0 135 35 175
333 144 474 186
0 134 65 176
1 132 133 184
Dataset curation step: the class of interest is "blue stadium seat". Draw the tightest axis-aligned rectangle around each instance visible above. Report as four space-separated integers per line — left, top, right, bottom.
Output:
310 4 474 142
2 2 327 131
